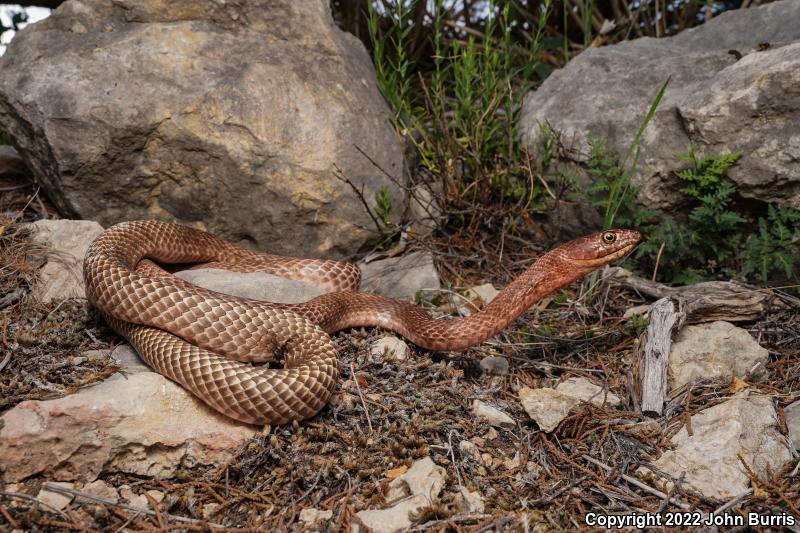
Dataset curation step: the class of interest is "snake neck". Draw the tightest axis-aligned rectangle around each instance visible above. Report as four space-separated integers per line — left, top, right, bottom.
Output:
302 252 589 352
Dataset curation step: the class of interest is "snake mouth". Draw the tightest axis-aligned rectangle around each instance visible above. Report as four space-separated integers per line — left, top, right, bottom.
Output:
571 241 638 269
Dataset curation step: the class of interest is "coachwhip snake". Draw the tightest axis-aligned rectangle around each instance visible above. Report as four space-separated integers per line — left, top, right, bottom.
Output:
84 220 640 424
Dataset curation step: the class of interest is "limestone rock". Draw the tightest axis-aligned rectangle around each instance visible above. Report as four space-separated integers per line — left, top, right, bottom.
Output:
520 1 800 210
28 219 104 302
0 0 406 258
36 482 74 512
385 456 446 502
458 440 481 463
175 268 325 303
469 283 500 305
0 344 256 483
786 400 800 451
359 251 440 301
649 393 792 500
455 487 485 514
669 321 768 388
518 387 575 433
82 480 119 502
370 336 410 362
299 508 333 525
519 379 620 431
479 356 509 375
555 377 621 407
355 457 445 533
471 400 515 427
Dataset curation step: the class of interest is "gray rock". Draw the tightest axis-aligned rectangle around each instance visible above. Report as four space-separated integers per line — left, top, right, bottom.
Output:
28 219 104 302
786 400 800 451
520 0 800 210
518 386 575 433
299 508 333 525
455 487 485 514
479 355 509 375
648 392 792 500
369 336 410 362
471 399 514 427
175 268 325 303
0 0 406 258
668 321 769 389
36 482 74 512
356 457 446 533
359 251 440 301
555 377 621 407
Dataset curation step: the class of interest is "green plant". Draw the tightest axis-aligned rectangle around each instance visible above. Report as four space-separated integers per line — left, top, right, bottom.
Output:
374 185 394 230
742 205 800 283
367 0 552 206
576 138 800 286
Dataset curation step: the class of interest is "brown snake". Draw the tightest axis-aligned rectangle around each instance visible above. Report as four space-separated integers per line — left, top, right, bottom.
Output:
84 220 640 424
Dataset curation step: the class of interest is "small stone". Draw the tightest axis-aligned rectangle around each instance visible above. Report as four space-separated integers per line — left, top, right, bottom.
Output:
355 495 429 533
518 386 576 432
623 304 651 319
202 502 221 520
455 487 485 513
555 377 621 407
458 440 480 462
299 508 333 524
470 283 500 305
119 486 148 510
356 457 446 533
480 453 494 467
329 392 358 410
669 321 769 389
370 336 410 362
483 427 498 441
386 456 446 502
70 356 87 366
82 349 111 362
503 452 521 470
145 490 164 504
785 400 800 451
36 482 74 511
471 400 514 427
479 356 509 375
82 480 118 501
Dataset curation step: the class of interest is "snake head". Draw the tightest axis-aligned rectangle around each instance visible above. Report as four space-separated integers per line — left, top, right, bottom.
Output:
561 228 641 270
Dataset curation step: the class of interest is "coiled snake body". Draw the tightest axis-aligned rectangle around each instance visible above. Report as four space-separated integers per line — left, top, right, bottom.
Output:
84 220 640 424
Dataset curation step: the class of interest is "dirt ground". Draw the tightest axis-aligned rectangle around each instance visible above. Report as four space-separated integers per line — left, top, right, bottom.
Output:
0 180 799 532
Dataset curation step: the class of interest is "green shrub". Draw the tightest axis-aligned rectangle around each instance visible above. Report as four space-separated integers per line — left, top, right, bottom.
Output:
577 141 800 286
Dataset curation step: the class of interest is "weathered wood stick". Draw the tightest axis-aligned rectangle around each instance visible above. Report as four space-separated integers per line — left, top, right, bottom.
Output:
640 296 686 416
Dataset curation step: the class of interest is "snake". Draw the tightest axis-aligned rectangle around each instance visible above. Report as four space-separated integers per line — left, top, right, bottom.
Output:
83 220 640 424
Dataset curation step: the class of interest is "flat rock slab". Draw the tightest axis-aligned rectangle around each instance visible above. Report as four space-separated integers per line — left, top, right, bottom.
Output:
28 219 104 302
175 268 325 303
649 392 792 500
0 344 256 483
520 0 800 210
359 251 440 301
669 321 768 388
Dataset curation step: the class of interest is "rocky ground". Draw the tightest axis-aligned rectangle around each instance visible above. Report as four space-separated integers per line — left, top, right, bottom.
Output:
0 173 798 532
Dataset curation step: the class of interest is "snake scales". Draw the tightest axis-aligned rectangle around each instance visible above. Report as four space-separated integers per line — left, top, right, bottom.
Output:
84 220 640 424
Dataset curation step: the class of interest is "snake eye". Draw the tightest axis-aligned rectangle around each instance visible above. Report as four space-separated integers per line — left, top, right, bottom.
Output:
602 231 617 244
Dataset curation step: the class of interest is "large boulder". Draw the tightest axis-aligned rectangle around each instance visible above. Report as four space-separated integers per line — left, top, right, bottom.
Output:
0 0 406 258
520 0 800 210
